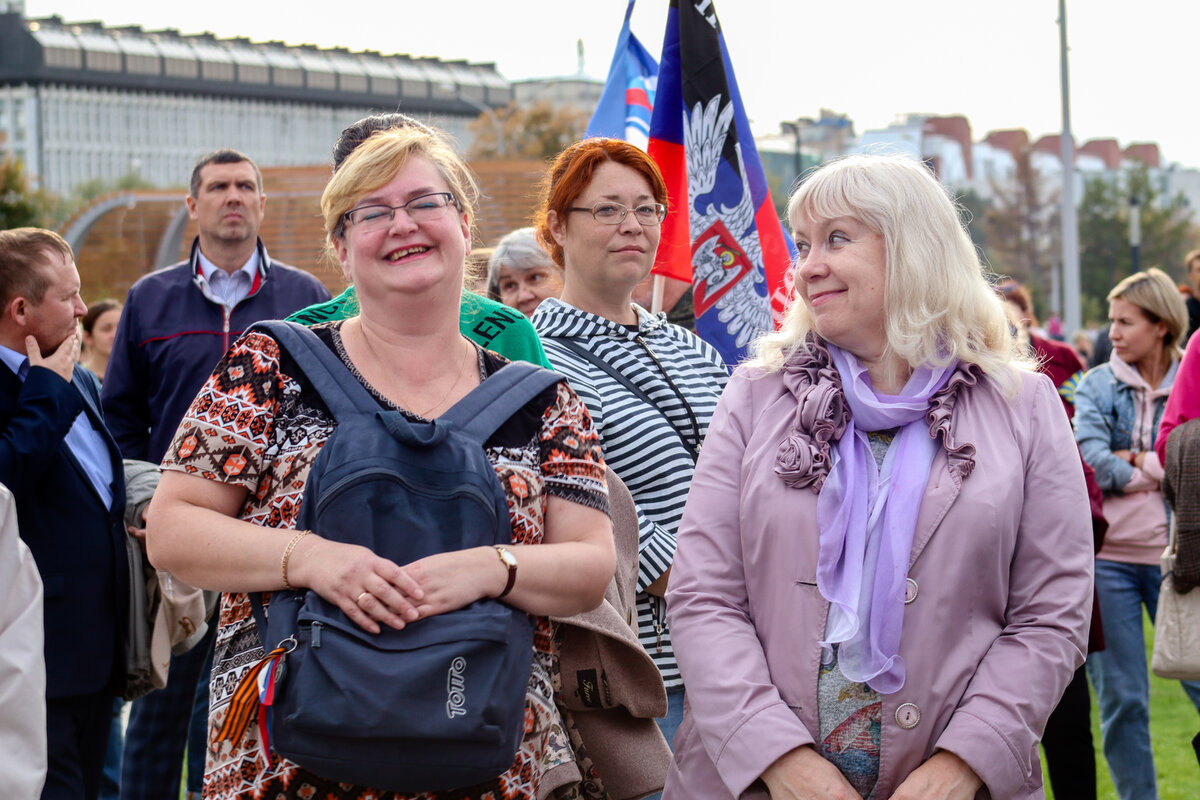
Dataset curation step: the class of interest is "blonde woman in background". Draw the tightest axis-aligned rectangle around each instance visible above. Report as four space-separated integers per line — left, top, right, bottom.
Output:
1073 267 1200 800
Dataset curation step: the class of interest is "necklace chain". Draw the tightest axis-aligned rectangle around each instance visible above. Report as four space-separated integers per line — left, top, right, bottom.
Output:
414 342 472 418
352 321 473 418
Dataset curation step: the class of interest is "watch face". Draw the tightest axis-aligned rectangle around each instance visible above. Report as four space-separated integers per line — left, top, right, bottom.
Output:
497 547 518 568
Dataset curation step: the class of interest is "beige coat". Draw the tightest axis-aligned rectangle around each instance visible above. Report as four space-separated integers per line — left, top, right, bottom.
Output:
544 467 671 800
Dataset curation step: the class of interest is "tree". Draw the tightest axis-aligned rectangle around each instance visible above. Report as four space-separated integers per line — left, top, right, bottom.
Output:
0 157 56 229
467 101 590 161
981 147 1060 318
1078 164 1195 312
69 171 156 208
956 187 990 262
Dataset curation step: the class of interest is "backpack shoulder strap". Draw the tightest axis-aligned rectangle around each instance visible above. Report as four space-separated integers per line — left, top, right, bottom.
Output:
445 362 562 443
250 320 377 420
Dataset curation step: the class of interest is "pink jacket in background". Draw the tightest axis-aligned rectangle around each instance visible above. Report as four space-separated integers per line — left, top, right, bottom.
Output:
665 364 1093 799
1156 332 1200 463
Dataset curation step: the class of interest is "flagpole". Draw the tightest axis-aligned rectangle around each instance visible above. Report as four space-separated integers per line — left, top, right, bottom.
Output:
651 274 665 314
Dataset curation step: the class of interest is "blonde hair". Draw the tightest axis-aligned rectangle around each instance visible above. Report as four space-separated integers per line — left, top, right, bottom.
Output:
752 154 1030 392
320 126 479 265
1108 267 1187 363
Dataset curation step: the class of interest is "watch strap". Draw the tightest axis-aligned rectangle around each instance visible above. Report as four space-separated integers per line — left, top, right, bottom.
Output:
495 545 517 598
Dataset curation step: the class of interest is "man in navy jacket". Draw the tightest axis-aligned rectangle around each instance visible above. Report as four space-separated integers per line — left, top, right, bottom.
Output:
101 149 329 800
0 228 128 800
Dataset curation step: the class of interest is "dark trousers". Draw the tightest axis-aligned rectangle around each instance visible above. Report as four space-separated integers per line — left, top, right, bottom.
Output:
43 691 113 800
1041 665 1097 800
119 624 215 800
97 698 123 800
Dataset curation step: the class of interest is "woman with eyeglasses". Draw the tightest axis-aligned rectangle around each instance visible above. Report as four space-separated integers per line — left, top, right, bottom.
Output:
146 126 616 800
530 139 730 753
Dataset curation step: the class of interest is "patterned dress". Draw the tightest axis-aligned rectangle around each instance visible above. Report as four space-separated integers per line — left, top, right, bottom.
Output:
161 322 609 800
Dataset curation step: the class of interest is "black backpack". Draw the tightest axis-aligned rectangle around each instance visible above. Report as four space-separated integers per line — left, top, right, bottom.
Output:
247 321 562 792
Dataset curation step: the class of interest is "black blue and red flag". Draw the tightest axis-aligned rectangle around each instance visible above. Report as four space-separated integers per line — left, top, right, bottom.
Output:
647 0 796 366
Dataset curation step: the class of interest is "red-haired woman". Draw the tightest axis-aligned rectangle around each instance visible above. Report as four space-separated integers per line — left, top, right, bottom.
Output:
530 139 729 749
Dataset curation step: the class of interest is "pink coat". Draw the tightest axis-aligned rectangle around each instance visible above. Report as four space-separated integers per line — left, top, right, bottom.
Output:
665 364 1093 799
1155 332 1200 462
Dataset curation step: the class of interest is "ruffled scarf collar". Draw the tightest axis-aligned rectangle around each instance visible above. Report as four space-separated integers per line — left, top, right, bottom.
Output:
774 336 978 492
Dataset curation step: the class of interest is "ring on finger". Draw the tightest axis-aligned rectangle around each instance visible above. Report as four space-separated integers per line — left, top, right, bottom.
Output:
356 591 370 605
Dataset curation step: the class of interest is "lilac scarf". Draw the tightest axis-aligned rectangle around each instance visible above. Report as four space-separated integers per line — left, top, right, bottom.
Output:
817 345 956 693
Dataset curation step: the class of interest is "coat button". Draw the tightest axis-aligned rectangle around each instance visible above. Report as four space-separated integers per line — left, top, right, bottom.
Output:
896 702 921 729
904 578 918 604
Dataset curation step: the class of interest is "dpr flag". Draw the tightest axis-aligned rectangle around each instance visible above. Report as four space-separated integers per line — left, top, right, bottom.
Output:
647 0 796 366
586 0 659 150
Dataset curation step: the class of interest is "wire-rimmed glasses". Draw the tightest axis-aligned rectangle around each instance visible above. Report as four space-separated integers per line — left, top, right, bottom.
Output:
568 201 667 226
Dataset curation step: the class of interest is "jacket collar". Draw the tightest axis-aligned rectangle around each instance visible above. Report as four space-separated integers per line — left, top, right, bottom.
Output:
1108 352 1177 401
188 237 271 298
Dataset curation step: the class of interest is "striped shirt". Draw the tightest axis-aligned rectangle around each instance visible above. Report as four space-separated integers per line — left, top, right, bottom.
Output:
532 297 728 688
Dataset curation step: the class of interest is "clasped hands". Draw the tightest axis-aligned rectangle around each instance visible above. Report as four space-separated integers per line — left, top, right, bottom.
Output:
287 535 508 635
761 746 981 800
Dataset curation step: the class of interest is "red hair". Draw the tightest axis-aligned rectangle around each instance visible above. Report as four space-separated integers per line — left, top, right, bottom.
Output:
535 139 668 268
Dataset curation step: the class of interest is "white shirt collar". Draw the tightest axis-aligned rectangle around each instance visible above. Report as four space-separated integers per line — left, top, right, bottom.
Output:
196 248 260 284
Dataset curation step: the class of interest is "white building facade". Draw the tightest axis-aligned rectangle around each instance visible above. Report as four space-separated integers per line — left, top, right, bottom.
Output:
0 7 511 195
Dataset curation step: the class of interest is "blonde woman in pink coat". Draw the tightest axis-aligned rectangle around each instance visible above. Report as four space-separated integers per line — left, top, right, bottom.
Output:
665 155 1094 800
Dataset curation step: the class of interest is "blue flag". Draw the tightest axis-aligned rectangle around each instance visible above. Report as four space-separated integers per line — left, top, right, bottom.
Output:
586 1 659 150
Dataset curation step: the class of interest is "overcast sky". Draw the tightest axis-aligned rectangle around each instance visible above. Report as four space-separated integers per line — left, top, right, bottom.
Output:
24 0 1200 169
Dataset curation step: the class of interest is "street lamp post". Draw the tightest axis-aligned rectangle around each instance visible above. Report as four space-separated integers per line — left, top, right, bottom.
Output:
1129 194 1142 270
780 117 813 187
1057 0 1081 335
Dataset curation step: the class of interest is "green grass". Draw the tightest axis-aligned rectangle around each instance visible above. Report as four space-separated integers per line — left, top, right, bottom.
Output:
1045 611 1200 800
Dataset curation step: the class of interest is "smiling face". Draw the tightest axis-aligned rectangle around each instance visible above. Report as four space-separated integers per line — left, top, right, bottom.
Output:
1108 296 1166 370
334 155 470 303
792 212 888 362
187 161 265 248
497 264 563 316
548 160 661 304
21 249 87 356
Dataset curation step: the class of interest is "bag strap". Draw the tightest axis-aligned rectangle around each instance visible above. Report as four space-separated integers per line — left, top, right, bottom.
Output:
251 320 380 420
255 322 562 446
444 363 563 444
255 320 455 449
546 337 699 462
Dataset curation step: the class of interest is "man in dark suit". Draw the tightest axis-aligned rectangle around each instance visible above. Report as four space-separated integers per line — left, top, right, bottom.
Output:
0 228 127 800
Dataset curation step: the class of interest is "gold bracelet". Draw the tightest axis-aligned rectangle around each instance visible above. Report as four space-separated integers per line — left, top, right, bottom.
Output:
281 529 312 591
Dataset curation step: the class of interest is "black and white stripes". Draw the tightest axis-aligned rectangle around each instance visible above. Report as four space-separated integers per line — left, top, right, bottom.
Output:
533 298 728 688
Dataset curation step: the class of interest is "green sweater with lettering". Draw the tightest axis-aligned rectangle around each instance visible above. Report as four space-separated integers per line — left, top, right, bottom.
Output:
286 286 551 369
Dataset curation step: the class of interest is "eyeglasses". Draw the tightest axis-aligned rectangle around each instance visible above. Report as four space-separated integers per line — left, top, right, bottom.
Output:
568 201 667 226
343 192 458 230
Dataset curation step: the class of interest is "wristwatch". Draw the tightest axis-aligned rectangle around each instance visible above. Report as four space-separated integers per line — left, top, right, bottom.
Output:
494 545 518 598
